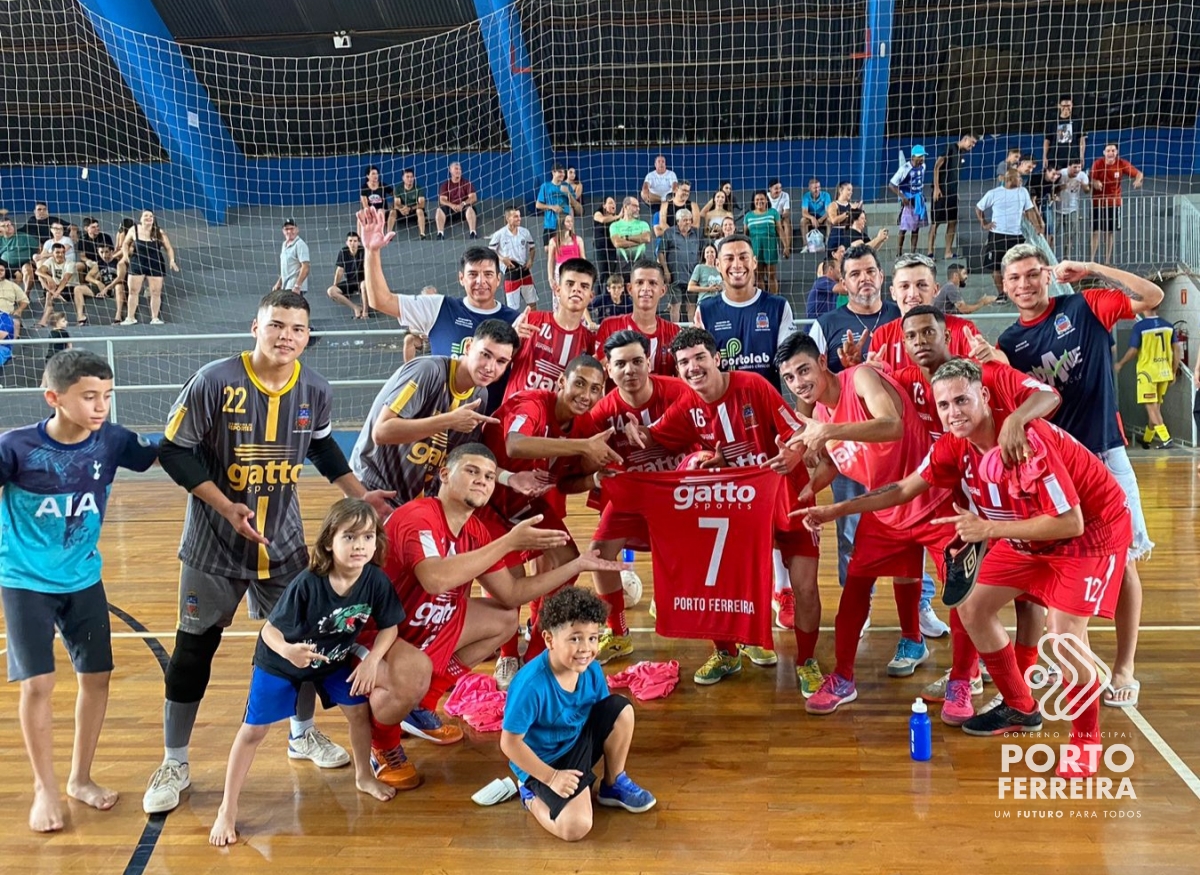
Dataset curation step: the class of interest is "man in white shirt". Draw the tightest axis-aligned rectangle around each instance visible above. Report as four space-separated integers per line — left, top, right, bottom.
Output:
1055 159 1090 260
640 156 678 207
273 219 311 293
768 179 794 248
33 222 76 271
975 169 1042 295
488 208 538 309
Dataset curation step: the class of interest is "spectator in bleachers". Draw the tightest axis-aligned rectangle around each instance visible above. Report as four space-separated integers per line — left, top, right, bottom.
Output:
640 155 678 207
715 216 737 250
76 217 113 265
393 168 428 239
546 213 584 292
565 167 584 208
805 256 843 319
35 243 73 327
717 180 740 214
889 145 929 255
744 190 788 295
589 273 633 324
798 178 830 241
610 197 652 270
688 243 723 306
976 169 1041 295
996 147 1021 182
34 222 76 271
829 208 889 255
1044 95 1086 171
536 164 579 251
360 166 394 232
0 260 29 339
768 179 794 250
929 133 978 260
700 189 734 238
933 262 994 314
1090 143 1143 264
1028 164 1063 250
435 161 479 240
1016 154 1036 187
659 208 703 322
45 311 71 361
825 181 860 237
326 230 368 319
72 243 127 326
272 218 310 297
591 196 622 281
1056 159 1090 260
19 202 65 245
656 181 699 237
489 207 538 308
121 209 179 325
0 218 39 294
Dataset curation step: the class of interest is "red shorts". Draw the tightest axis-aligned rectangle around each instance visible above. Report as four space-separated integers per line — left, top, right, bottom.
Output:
977 539 1126 619
503 274 534 294
773 483 819 561
591 504 650 551
476 500 573 568
357 608 467 678
847 507 955 580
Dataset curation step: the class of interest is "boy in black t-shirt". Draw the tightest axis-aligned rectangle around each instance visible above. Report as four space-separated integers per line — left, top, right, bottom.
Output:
326 232 368 319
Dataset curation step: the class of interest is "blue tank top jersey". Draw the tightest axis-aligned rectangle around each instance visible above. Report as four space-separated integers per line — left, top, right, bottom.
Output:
699 290 791 389
427 297 520 413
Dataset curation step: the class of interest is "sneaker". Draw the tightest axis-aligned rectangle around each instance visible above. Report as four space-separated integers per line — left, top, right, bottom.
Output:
494 656 520 690
469 231 479 239
287 726 350 768
980 692 1004 714
860 613 871 639
120 316 138 326
979 660 992 684
648 597 657 619
400 708 464 745
143 759 190 814
919 604 950 638
150 317 165 325
886 637 930 677
739 644 778 666
805 673 857 715
796 658 823 698
922 670 984 702
370 744 422 790
961 703 1042 736
693 649 742 685
773 588 796 630
941 679 975 726
597 771 656 813
436 232 445 240
518 782 535 809
597 630 634 665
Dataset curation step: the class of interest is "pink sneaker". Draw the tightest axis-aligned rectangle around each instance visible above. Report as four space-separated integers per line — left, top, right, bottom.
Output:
805 673 857 715
940 679 975 726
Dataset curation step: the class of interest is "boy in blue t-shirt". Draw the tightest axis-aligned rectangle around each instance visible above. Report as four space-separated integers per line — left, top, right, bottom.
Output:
0 349 158 832
501 587 655 841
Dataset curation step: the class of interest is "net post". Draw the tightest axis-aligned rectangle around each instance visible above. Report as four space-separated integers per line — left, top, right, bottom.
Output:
857 0 895 200
105 338 118 424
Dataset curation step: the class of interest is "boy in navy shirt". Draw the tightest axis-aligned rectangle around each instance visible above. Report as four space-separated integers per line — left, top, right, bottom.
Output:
0 350 158 832
501 587 655 841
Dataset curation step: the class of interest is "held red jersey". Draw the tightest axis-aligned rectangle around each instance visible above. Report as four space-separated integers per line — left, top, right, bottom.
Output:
894 361 1058 440
382 497 502 650
505 311 596 399
869 313 976 368
601 466 781 647
483 389 578 520
918 417 1131 557
595 314 680 377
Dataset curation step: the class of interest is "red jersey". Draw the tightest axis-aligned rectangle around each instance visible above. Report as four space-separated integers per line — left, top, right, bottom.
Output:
595 314 680 377
1089 158 1139 207
483 389 579 519
894 361 1058 440
814 365 950 528
382 497 501 652
869 313 976 368
602 466 781 647
505 310 596 399
918 417 1130 557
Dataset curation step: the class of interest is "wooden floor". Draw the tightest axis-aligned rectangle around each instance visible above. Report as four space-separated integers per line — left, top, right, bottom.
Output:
3 455 1200 874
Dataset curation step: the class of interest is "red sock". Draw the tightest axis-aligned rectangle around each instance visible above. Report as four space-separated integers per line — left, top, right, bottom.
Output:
948 609 979 682
445 656 468 678
834 575 875 682
713 640 739 655
894 581 922 642
1014 643 1040 685
793 628 819 663
419 673 454 712
370 714 401 751
599 590 628 635
979 644 1037 713
499 632 520 659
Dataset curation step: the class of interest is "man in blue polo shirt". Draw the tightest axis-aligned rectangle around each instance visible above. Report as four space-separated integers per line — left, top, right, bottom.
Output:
535 165 580 251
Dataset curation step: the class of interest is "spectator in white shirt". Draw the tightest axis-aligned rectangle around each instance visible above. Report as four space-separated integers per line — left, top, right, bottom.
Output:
975 169 1042 294
272 219 310 293
1055 159 1090 260
641 155 678 207
488 207 538 309
768 179 793 249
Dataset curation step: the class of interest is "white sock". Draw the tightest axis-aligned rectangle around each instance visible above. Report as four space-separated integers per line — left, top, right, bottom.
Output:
290 717 314 739
772 549 790 594
165 746 189 766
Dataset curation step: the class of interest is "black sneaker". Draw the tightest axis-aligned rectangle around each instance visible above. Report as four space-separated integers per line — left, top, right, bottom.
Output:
961 702 1042 736
942 538 982 607
436 232 445 240
1152 436 1174 449
469 231 479 239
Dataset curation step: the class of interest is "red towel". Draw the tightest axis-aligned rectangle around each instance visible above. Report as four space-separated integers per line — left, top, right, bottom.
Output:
607 660 680 700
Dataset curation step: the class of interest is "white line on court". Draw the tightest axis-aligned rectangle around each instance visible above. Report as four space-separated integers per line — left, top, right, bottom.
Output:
1121 707 1200 802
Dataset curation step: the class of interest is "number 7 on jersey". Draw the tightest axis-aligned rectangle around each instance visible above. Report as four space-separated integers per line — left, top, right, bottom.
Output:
698 517 730 587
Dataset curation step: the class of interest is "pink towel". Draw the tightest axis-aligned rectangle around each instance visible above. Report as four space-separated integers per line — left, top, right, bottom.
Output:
979 428 1048 498
444 673 507 732
607 660 680 700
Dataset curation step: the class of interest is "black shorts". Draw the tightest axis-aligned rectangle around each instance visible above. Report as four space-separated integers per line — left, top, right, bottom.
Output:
543 228 557 246
930 193 959 224
438 205 469 223
394 205 423 221
2 581 113 681
523 694 631 820
1092 205 1121 233
985 232 1024 270
336 282 361 296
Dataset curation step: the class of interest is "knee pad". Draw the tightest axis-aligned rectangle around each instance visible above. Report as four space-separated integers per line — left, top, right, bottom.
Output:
164 626 223 704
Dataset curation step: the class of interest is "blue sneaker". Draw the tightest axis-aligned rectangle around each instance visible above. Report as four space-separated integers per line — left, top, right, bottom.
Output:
518 782 536 809
887 637 930 677
400 708 464 745
597 772 656 813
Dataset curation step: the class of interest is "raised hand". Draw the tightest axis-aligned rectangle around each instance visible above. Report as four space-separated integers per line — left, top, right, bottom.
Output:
1053 261 1089 284
964 324 999 364
579 428 623 468
356 207 396 252
514 306 536 340
838 328 869 369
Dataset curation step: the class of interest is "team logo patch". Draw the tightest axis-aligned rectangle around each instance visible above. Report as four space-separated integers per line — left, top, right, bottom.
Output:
755 312 770 330
295 403 312 432
742 404 759 429
185 591 199 618
1053 313 1073 338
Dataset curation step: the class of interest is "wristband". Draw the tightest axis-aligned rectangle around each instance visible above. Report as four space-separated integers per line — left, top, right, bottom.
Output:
498 470 512 487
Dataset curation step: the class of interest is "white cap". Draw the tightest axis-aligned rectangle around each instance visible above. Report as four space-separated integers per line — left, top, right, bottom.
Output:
911 697 928 714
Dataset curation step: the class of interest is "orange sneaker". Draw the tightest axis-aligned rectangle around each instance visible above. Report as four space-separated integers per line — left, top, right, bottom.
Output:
400 708 464 745
370 744 422 789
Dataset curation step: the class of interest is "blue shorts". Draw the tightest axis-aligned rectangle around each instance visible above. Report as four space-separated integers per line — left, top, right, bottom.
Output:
243 664 365 726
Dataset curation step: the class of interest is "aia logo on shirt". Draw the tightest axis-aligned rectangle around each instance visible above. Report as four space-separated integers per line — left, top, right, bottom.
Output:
1053 313 1074 338
673 479 757 510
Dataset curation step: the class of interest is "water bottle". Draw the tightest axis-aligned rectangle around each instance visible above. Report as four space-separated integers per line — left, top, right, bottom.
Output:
909 697 932 761
621 549 635 564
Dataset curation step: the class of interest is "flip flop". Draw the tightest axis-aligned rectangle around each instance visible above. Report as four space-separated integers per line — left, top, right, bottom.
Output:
1103 679 1140 708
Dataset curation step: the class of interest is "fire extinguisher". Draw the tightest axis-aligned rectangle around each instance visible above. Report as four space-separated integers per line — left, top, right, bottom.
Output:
1174 320 1190 367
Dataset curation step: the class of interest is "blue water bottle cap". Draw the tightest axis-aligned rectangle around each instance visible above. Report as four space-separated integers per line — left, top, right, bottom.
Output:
622 549 636 563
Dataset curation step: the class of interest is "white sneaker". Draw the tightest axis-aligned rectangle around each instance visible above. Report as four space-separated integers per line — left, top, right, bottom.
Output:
150 317 165 325
921 670 985 702
859 613 872 639
494 656 520 691
919 604 950 638
980 692 1004 713
143 759 190 814
287 726 349 768
121 316 137 325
